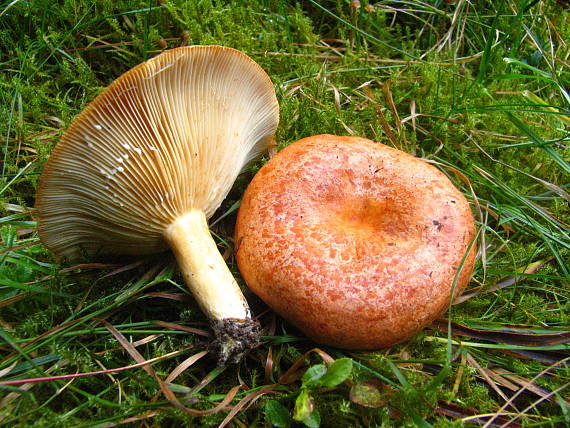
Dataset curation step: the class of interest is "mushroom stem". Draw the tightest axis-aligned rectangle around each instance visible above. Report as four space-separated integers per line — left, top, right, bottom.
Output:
164 210 260 365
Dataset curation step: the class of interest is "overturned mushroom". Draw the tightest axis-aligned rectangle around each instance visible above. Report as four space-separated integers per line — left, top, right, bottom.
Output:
35 46 279 364
235 135 476 349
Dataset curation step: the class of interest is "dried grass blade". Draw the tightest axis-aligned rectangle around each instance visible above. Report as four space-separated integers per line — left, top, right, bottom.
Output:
0 349 184 386
382 81 402 133
363 85 398 146
58 263 121 273
96 259 148 281
127 334 161 349
0 361 17 378
466 353 517 410
482 357 570 428
0 241 35 256
496 370 570 406
436 401 520 427
115 410 159 426
98 319 243 416
483 368 518 392
190 384 242 416
278 348 335 384
154 321 209 337
431 319 570 347
500 383 570 428
502 349 568 365
0 293 27 308
455 258 553 304
133 262 164 284
218 384 277 428
264 346 274 384
452 352 467 396
97 318 188 412
165 350 208 383
328 82 342 116
143 291 195 303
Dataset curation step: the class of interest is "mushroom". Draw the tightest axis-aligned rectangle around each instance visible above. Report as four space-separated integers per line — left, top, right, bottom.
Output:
235 135 476 349
35 46 279 364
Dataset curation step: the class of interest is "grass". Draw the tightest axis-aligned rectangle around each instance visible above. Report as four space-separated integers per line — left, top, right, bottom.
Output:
1 0 569 426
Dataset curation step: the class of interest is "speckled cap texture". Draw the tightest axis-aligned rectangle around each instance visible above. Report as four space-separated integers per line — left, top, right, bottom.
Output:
235 135 477 349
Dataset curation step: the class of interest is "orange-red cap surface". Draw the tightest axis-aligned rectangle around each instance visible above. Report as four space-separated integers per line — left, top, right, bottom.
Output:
235 135 477 349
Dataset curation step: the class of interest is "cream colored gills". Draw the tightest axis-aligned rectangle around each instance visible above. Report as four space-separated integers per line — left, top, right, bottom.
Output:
38 46 278 257
36 46 280 364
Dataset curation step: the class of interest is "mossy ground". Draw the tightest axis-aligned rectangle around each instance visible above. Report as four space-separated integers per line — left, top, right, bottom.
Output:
1 1 569 427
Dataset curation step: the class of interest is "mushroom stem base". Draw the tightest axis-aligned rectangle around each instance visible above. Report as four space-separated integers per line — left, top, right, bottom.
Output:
210 318 261 366
164 210 260 364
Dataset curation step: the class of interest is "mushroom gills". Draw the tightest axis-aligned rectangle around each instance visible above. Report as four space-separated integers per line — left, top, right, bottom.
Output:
35 46 280 365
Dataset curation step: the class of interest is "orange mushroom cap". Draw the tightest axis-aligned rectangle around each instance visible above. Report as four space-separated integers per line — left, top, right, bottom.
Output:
235 135 477 349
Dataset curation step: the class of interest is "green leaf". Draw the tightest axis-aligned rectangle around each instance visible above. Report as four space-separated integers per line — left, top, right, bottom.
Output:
302 408 321 428
293 389 314 422
319 358 353 387
349 380 386 408
265 400 291 428
301 364 327 386
4 353 61 376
